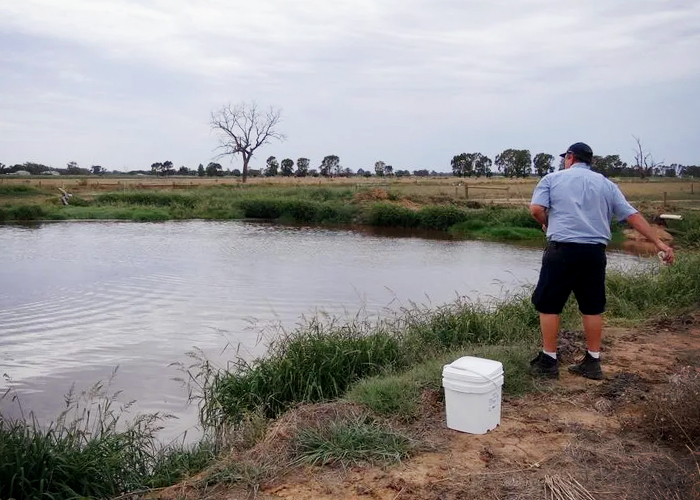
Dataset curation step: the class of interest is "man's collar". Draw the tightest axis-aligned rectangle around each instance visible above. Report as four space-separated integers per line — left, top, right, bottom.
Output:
571 162 591 170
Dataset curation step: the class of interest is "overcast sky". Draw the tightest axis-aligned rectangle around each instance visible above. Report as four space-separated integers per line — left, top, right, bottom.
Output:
1 0 699 172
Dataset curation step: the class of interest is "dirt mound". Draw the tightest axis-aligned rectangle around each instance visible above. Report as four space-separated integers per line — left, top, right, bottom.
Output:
622 224 674 254
354 188 390 202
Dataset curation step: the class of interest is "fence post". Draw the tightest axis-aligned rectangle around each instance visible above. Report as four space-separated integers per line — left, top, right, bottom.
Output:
663 191 668 206
464 184 469 199
692 183 694 194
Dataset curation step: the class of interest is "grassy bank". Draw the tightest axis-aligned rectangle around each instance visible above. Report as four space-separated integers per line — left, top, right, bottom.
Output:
8 184 694 244
201 253 700 429
0 186 550 242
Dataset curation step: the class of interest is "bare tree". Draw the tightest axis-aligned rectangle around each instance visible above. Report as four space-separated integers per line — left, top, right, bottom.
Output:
632 135 663 179
210 102 286 183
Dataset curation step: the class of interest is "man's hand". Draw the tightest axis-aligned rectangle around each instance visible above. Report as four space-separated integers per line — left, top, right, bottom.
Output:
658 242 675 264
626 213 676 264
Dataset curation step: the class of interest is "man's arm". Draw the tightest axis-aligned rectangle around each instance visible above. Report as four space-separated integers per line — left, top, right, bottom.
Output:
625 213 675 264
529 204 548 231
530 176 550 232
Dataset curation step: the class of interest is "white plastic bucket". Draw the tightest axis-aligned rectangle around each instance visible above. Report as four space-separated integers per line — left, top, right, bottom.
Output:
442 356 504 434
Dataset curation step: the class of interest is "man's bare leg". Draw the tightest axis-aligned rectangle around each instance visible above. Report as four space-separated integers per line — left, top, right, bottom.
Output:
540 313 560 353
568 313 604 379
581 314 603 352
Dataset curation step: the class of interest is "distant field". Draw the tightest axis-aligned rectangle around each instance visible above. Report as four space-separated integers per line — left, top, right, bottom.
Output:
1 175 699 208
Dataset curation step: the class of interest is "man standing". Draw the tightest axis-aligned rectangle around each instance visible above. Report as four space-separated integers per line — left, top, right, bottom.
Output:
528 142 674 379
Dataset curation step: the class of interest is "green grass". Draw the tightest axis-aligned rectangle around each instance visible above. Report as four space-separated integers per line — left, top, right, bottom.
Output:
0 204 48 221
667 211 700 247
0 380 218 500
345 344 536 421
201 318 404 424
293 416 413 466
605 253 700 319
0 185 41 195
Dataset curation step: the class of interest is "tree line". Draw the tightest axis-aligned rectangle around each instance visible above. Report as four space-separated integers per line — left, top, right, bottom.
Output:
2 101 697 180
3 155 700 180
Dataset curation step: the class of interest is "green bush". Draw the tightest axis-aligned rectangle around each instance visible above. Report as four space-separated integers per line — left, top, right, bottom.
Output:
317 203 356 224
671 212 700 247
418 205 468 230
8 204 46 220
281 200 321 223
605 253 700 319
238 198 284 219
364 203 420 228
0 185 40 195
67 195 91 207
491 208 541 229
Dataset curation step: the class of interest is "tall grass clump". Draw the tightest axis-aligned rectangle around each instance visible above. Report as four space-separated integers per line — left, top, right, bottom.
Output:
605 253 700 319
237 198 356 224
449 206 546 241
0 380 217 500
293 416 413 466
202 319 404 425
364 203 420 228
670 212 700 247
400 293 540 356
0 185 41 195
96 191 197 208
0 204 47 221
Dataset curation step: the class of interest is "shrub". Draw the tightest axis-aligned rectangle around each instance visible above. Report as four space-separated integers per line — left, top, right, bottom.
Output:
8 204 45 220
418 205 468 230
364 203 420 228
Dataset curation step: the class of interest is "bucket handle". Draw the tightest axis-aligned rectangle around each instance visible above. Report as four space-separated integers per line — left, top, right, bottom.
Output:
448 365 503 390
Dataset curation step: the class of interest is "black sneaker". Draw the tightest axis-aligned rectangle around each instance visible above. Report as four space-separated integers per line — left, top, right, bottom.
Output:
529 352 559 379
568 352 603 380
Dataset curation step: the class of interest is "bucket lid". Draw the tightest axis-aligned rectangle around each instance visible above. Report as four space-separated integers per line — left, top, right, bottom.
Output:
442 356 503 384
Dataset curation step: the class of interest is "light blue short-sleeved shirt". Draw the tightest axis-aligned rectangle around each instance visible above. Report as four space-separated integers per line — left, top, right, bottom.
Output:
530 163 638 245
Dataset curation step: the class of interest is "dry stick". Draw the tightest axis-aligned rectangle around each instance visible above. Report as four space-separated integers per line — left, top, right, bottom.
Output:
668 409 697 449
391 487 404 500
111 486 169 500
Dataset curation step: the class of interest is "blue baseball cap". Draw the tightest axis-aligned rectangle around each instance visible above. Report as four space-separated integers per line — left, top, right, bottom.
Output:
560 142 593 163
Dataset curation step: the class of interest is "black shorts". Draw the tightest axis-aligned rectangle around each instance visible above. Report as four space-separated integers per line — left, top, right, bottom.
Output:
531 241 607 315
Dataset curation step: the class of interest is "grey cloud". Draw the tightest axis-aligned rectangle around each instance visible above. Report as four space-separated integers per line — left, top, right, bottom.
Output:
0 0 699 169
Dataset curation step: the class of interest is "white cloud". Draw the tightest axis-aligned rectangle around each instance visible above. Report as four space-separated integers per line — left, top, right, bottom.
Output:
0 0 699 168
